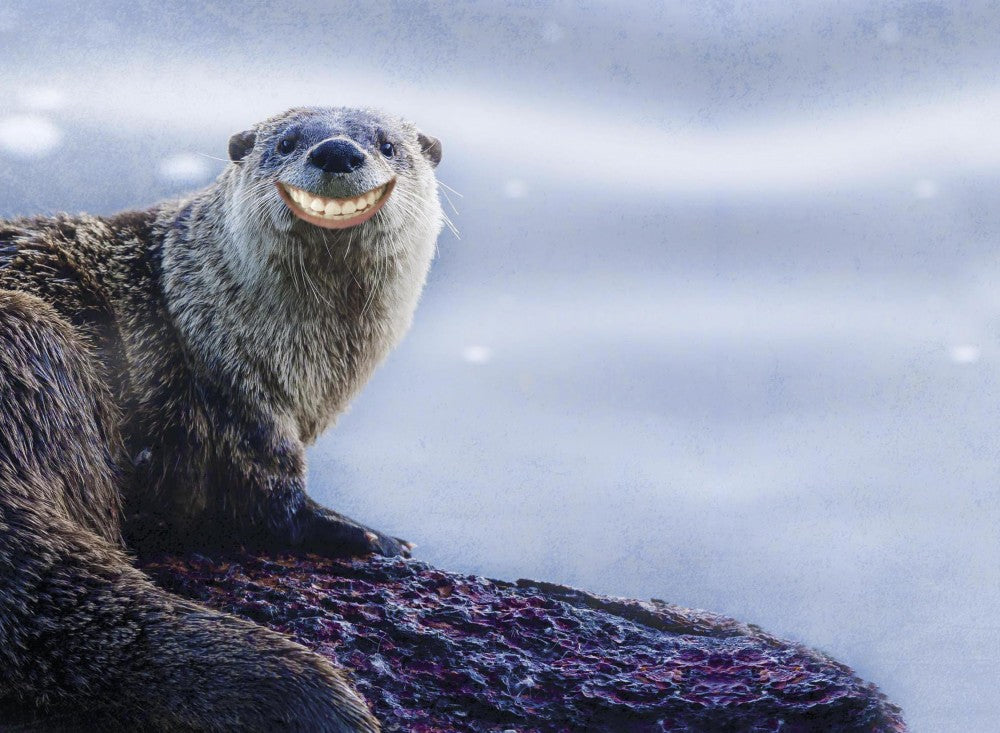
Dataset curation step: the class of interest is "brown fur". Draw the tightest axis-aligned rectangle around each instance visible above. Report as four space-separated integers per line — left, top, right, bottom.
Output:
0 107 444 730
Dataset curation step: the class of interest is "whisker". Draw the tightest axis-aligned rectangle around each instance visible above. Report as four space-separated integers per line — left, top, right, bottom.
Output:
438 180 464 198
196 152 232 164
439 187 461 218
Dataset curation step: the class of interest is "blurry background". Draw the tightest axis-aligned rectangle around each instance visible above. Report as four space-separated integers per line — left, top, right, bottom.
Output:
1 1 997 729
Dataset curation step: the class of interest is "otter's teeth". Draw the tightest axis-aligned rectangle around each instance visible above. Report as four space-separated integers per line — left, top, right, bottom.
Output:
283 182 390 221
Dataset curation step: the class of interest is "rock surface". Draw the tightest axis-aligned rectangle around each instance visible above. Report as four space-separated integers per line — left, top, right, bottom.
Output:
137 553 906 732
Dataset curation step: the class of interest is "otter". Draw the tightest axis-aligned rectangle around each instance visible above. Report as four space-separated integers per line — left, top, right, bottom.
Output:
0 106 444 731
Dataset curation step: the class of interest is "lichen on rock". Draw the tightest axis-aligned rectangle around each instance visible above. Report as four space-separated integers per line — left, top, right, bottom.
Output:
142 554 906 732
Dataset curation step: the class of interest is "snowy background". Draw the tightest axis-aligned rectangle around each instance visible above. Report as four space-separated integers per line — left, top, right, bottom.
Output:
1 2 998 730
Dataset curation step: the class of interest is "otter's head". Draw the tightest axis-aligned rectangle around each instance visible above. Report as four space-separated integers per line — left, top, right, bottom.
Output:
222 106 443 260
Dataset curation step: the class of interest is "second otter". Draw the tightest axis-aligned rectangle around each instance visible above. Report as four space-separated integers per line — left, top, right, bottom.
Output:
0 107 444 730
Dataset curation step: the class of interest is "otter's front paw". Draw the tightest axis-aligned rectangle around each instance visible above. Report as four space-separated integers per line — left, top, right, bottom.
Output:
300 501 413 558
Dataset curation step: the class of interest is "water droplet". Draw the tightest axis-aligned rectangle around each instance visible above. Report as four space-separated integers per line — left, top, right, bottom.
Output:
462 346 493 364
0 115 63 158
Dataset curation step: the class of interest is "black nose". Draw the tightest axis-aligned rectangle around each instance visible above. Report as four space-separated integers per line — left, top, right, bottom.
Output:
308 139 366 173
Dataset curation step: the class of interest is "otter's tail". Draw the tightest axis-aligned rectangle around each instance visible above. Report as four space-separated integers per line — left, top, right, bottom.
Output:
0 290 378 732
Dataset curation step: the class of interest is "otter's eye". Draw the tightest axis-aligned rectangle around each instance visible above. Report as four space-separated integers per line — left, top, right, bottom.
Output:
277 135 297 155
379 141 395 158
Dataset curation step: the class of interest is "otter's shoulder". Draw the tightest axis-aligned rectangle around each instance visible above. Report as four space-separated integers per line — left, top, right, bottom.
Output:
0 209 159 278
0 208 162 336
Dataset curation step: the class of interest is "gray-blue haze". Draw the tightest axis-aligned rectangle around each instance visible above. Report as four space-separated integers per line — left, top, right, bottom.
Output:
1 2 997 731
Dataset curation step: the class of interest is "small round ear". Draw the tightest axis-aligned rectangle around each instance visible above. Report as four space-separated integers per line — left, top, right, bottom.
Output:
228 130 257 162
417 132 442 168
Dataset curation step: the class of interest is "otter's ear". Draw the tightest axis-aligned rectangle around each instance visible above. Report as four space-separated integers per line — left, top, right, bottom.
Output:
417 132 442 168
228 130 257 162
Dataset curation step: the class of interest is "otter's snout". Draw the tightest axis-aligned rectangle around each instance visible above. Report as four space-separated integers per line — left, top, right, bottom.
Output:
308 139 365 174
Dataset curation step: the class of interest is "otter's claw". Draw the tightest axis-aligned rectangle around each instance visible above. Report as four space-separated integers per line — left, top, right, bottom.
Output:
364 530 413 558
298 499 412 558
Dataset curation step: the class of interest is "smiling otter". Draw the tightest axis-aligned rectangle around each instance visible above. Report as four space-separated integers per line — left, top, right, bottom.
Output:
0 107 443 730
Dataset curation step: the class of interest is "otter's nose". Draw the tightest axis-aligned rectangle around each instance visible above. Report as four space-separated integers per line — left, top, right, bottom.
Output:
308 139 366 174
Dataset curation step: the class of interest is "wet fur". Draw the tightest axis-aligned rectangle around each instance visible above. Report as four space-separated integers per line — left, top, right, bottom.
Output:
0 107 443 730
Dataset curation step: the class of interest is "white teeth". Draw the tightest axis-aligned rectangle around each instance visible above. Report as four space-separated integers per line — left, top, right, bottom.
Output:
283 182 389 220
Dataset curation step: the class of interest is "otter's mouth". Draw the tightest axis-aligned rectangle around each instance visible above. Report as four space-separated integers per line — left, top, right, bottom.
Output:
277 179 395 229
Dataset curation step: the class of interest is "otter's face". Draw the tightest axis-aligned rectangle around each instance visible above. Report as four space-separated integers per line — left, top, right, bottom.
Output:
226 106 442 243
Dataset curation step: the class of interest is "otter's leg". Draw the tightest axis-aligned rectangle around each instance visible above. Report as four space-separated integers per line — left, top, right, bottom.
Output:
293 495 414 558
0 291 378 732
128 402 412 559
237 441 414 559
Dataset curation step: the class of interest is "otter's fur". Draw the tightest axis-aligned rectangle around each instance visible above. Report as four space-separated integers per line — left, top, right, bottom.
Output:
0 107 444 730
